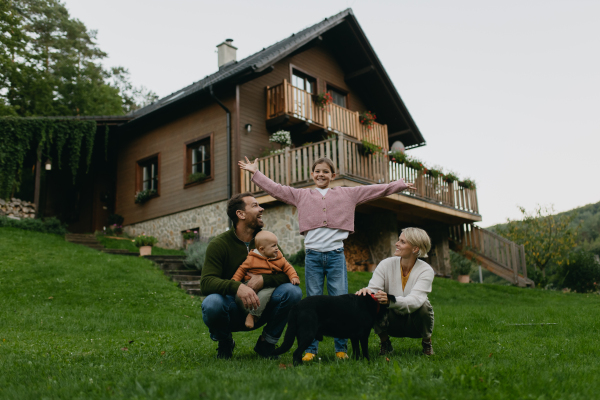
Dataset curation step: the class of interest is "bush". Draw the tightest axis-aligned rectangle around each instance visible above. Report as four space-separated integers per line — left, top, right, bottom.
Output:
135 189 157 204
450 250 476 276
0 216 68 235
107 214 124 226
185 238 213 271
287 247 306 267
557 250 600 293
133 235 158 247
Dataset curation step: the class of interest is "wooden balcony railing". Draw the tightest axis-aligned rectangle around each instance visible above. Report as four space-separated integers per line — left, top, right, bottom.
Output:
266 79 388 149
241 136 479 215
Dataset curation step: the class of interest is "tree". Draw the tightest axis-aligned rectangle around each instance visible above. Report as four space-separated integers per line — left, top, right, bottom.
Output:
0 0 156 116
498 206 579 278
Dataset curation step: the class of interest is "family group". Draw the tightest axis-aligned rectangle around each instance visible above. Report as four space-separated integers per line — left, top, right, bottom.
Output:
199 157 435 360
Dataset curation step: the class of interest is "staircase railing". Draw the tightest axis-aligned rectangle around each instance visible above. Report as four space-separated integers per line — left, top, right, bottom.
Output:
450 223 532 286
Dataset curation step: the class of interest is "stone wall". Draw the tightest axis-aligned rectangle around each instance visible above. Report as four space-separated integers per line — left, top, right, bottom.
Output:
123 201 305 254
123 200 230 249
261 203 303 255
0 198 36 219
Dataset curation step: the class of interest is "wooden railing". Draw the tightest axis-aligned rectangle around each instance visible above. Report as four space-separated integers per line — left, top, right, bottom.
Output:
241 136 479 215
266 80 388 149
450 224 529 285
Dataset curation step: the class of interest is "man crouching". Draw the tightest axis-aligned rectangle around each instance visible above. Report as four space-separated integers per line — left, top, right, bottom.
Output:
200 192 302 359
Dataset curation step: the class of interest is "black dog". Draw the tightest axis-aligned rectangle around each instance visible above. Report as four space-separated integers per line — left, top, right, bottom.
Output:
272 294 385 365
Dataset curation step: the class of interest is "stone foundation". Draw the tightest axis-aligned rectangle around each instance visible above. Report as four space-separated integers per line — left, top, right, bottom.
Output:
0 198 36 219
123 201 304 253
123 201 230 249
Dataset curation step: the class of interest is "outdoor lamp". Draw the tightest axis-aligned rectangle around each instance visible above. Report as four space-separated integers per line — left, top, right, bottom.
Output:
44 159 52 171
245 124 252 133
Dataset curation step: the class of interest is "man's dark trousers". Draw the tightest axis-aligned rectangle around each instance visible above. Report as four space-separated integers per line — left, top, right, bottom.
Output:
201 283 302 344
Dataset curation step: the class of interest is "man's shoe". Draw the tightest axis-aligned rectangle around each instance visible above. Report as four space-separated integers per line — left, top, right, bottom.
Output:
379 339 394 356
422 338 434 355
216 339 235 359
335 352 349 360
254 336 278 359
302 353 316 362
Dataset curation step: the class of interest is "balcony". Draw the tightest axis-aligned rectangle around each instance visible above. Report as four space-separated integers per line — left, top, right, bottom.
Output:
266 79 388 149
240 137 479 216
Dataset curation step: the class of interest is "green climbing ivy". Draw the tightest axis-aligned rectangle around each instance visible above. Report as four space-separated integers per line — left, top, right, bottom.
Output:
0 117 97 199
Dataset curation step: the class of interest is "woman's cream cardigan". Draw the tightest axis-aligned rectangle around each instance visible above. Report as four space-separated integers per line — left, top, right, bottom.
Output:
366 257 435 314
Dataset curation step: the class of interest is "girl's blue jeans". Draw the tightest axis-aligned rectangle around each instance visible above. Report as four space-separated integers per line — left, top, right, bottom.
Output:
304 247 348 354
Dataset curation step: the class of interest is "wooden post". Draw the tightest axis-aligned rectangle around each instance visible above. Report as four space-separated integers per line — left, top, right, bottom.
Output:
285 147 291 185
338 134 346 176
283 79 288 114
33 148 41 219
520 244 527 279
416 170 425 197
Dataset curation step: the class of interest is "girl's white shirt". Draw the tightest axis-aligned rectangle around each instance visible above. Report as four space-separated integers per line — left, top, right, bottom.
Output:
366 257 435 314
303 188 349 252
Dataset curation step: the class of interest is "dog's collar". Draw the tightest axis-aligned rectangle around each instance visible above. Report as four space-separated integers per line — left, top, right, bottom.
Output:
369 294 381 314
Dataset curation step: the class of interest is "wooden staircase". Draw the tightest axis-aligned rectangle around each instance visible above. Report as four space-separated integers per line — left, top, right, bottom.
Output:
449 224 535 288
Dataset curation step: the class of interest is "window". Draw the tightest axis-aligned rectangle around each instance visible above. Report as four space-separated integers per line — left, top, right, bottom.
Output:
292 70 316 93
327 86 347 108
135 154 160 199
184 134 213 187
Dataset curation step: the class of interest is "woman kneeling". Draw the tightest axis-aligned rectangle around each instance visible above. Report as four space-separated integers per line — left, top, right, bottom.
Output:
356 227 435 355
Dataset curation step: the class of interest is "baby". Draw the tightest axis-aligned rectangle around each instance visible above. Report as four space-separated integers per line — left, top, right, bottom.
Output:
232 230 300 329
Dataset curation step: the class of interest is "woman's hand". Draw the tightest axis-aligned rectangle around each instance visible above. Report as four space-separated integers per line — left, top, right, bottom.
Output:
374 290 390 305
405 182 417 191
355 288 372 296
238 156 259 174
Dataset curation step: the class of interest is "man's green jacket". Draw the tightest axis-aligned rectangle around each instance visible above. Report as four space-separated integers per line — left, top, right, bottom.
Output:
200 228 291 296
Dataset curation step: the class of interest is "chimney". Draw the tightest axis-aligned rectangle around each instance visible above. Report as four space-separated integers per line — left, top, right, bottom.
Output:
217 39 237 69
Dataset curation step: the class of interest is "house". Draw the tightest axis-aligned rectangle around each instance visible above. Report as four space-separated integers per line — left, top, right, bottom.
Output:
34 9 532 285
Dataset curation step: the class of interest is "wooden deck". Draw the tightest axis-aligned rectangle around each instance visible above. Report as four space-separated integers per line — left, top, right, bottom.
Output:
240 137 479 215
266 80 388 149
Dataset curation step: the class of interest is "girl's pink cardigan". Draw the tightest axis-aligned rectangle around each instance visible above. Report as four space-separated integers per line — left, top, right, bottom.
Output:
252 171 409 235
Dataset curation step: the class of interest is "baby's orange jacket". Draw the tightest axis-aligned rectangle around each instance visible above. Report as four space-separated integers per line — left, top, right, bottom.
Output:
232 250 299 282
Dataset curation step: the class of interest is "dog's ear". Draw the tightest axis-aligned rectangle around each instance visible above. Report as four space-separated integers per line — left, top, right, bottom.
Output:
386 292 396 304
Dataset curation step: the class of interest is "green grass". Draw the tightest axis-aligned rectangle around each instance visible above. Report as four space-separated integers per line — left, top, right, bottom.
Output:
1 227 599 399
96 235 186 256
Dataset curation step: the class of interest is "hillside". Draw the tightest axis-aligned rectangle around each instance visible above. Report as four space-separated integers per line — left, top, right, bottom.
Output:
1 227 599 400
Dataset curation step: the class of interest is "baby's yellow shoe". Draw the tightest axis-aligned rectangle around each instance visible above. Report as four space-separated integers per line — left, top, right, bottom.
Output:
302 353 317 362
336 352 349 360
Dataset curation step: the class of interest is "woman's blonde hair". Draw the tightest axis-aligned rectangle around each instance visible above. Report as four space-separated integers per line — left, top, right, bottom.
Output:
401 227 431 258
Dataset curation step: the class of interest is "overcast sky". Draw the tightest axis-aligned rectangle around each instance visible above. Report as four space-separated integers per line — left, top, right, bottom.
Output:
65 0 600 227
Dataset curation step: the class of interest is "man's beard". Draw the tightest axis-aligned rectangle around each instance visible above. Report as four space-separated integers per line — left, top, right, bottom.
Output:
246 214 264 231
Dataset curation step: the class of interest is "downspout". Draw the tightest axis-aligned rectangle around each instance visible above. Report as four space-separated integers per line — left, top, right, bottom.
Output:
209 85 232 201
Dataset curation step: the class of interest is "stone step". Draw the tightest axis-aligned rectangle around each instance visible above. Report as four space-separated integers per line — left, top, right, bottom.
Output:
144 255 186 262
102 249 138 255
179 281 201 290
171 275 202 282
166 269 201 276
67 239 101 244
160 262 187 271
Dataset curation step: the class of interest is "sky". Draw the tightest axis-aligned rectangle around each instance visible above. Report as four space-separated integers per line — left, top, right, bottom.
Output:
65 0 600 227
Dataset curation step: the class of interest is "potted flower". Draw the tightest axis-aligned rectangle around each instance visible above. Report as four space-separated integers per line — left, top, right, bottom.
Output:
389 150 407 164
135 189 157 204
105 224 123 236
313 92 333 109
450 251 474 283
359 140 380 156
404 157 425 171
443 172 459 184
458 179 476 190
134 234 158 256
182 230 197 249
359 111 376 129
269 130 292 149
188 172 208 184
425 167 444 180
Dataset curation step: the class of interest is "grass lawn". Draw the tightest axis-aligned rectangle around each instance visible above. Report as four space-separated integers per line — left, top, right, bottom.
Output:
96 235 186 256
1 227 599 400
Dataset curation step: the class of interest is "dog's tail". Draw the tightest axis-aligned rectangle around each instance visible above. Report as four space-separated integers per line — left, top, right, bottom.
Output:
272 304 298 356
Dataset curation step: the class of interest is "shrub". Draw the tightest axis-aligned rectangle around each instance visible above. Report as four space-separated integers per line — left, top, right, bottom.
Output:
450 250 476 276
105 224 123 235
557 250 600 293
133 235 158 247
287 247 306 267
107 214 124 226
182 230 197 240
269 130 292 147
185 238 213 271
0 216 68 235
